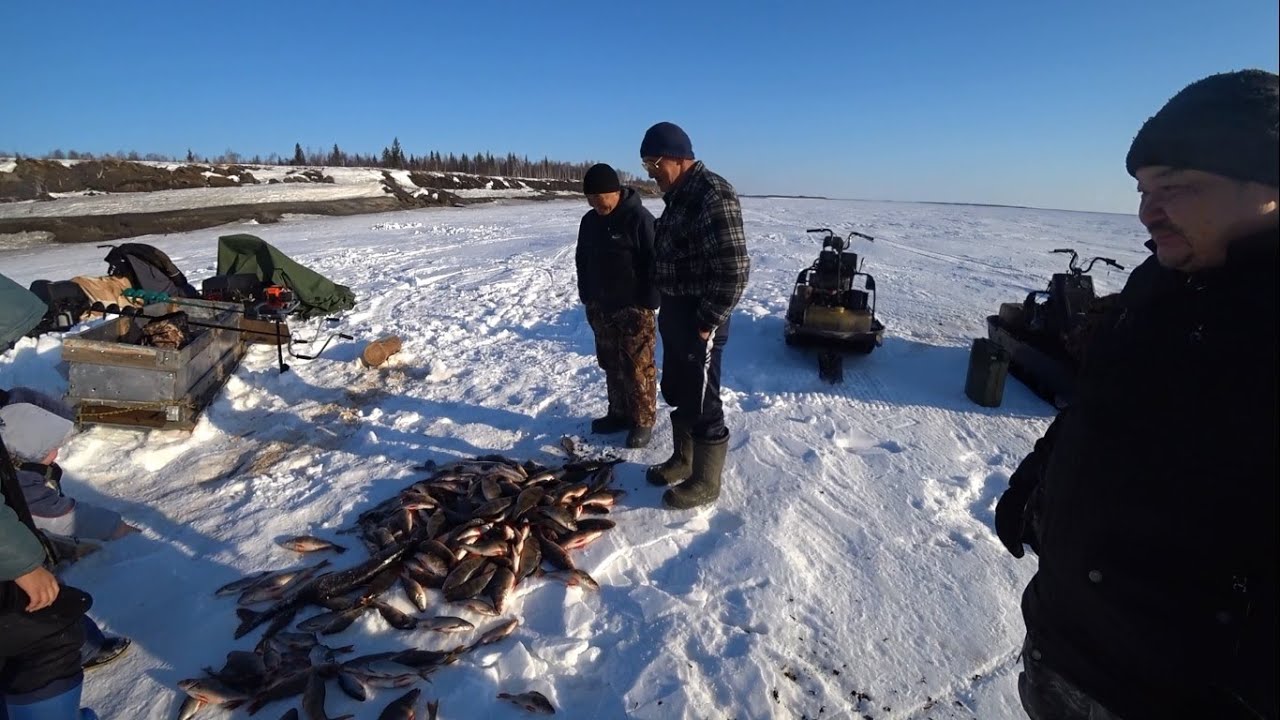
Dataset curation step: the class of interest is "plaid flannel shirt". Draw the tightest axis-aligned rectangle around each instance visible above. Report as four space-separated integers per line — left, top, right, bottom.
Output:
653 162 750 330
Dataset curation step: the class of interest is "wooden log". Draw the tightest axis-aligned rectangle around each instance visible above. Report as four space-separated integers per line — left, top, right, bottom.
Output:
360 335 403 368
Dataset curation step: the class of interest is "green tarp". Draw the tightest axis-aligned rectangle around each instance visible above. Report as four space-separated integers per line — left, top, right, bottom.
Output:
216 234 357 319
0 272 46 351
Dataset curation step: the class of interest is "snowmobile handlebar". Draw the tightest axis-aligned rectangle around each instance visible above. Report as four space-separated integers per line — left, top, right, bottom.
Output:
806 228 874 243
1049 249 1124 274
1081 257 1124 273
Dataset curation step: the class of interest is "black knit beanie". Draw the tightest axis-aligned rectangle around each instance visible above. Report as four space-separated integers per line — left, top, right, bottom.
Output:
1126 69 1279 187
640 122 695 159
583 163 621 194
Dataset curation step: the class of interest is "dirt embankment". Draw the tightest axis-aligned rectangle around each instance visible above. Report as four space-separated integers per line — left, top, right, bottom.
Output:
0 159 596 244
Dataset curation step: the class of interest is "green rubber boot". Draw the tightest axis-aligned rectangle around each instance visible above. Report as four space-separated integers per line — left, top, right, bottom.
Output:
663 433 728 509
645 417 693 486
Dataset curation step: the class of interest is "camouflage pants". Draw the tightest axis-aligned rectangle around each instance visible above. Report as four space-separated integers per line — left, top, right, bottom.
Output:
586 305 657 428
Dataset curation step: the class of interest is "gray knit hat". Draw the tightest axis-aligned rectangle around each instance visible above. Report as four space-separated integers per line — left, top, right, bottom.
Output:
1126 69 1279 187
0 402 76 463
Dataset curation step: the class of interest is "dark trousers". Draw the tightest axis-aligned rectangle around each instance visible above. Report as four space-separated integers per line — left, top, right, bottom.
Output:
658 296 730 441
0 585 90 698
1018 635 1122 720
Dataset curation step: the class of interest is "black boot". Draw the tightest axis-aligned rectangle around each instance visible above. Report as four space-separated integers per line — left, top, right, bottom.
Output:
646 418 694 486
663 433 728 509
591 413 628 434
83 636 131 671
625 425 653 449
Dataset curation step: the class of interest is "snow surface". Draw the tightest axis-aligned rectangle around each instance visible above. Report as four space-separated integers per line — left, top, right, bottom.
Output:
0 197 1147 719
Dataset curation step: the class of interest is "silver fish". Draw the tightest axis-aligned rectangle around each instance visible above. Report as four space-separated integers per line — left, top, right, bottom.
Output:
471 618 518 648
418 615 474 633
488 567 517 613
176 695 207 720
303 670 353 720
177 677 248 707
376 688 421 720
458 597 499 617
277 536 347 554
336 671 369 702
374 601 418 631
543 569 599 591
559 528 606 551
214 570 273 596
497 690 556 715
399 573 430 612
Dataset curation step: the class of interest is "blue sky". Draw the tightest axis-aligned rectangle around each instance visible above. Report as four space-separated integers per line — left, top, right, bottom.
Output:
1 1 1276 214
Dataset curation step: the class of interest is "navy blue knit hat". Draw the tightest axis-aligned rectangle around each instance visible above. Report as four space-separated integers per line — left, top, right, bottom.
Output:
640 122 695 159
1126 69 1279 187
582 163 621 194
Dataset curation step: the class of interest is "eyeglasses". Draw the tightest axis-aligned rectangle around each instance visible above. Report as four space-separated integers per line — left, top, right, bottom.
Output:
641 157 663 172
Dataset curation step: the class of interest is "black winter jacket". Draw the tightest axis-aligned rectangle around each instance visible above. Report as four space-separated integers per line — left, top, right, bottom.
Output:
1014 229 1278 719
575 187 659 312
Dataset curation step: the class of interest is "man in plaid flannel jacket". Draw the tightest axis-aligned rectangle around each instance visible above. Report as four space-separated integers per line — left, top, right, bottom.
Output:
639 122 750 509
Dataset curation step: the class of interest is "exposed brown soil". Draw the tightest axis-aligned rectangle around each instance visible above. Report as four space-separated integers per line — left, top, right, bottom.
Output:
0 197 410 244
0 158 655 244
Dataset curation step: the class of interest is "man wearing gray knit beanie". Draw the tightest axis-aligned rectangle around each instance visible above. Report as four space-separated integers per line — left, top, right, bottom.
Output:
997 69 1277 720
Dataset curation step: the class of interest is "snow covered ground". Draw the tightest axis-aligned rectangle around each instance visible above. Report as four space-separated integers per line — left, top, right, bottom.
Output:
0 196 1147 719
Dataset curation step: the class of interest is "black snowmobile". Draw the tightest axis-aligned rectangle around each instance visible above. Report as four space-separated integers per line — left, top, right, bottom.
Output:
784 228 885 383
986 248 1123 407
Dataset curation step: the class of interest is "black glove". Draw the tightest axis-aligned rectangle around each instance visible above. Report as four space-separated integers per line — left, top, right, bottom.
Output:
994 484 1033 558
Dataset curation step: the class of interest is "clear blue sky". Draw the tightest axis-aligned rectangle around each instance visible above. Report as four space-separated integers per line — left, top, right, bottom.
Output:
1 1 1276 213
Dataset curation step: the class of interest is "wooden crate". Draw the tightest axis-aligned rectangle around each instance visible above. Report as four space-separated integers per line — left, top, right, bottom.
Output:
63 299 247 430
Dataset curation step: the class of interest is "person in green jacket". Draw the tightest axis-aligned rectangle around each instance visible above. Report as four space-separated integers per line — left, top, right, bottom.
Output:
1 435 98 719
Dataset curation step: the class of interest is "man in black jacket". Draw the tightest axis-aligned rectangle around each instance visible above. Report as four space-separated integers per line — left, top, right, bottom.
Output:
575 163 660 449
639 122 750 509
995 69 1278 719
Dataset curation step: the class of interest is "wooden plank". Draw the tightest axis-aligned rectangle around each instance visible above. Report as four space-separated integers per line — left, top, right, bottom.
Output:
240 318 290 346
74 403 184 431
61 341 177 370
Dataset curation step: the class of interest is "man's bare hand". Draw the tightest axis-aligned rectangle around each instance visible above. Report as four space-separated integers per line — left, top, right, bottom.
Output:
15 566 60 612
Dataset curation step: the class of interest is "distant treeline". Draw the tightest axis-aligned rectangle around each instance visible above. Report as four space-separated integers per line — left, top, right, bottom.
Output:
5 137 651 185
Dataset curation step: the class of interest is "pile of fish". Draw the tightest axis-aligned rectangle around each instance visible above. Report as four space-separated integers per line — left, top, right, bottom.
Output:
177 454 625 718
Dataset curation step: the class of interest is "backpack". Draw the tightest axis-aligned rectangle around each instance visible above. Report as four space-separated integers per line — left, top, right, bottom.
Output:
26 280 92 335
102 243 199 298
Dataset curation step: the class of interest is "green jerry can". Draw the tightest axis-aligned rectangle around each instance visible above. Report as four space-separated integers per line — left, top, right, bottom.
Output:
965 337 1011 407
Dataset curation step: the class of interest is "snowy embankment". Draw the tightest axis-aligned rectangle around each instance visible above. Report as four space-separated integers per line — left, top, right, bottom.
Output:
0 162 579 219
0 197 1145 719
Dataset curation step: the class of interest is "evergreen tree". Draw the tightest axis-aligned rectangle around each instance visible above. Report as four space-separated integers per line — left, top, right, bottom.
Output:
389 137 405 169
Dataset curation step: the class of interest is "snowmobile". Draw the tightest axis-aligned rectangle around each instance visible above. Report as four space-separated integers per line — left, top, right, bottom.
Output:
985 248 1123 407
784 228 886 383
